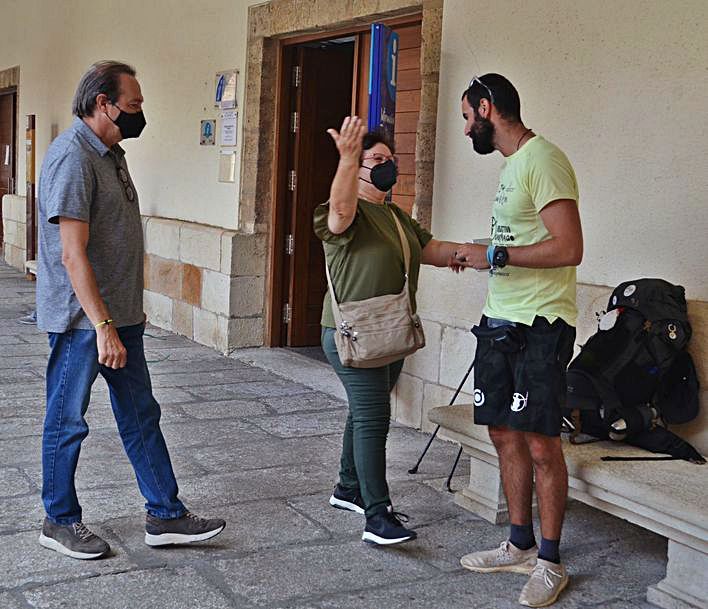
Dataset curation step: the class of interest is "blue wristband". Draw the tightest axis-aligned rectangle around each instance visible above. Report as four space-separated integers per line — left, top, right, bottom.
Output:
486 245 495 267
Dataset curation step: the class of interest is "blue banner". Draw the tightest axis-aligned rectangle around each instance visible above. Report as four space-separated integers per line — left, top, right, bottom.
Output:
368 23 399 142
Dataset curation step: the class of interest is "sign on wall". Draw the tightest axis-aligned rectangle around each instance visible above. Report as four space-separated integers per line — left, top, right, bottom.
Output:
200 120 216 145
219 110 238 147
215 70 237 110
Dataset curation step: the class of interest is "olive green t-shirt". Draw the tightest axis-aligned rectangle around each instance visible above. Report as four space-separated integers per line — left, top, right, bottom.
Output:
314 199 433 328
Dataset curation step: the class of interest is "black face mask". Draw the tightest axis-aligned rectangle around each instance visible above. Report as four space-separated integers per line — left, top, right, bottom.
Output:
110 105 146 140
363 159 398 192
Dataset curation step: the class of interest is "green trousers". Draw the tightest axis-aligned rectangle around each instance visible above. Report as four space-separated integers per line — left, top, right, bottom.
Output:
321 327 404 517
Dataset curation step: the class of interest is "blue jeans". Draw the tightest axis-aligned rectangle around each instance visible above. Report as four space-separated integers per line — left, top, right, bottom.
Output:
322 327 404 517
42 323 186 525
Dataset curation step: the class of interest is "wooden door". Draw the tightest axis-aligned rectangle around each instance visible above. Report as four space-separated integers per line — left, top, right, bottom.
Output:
285 43 355 346
269 17 422 347
0 90 17 242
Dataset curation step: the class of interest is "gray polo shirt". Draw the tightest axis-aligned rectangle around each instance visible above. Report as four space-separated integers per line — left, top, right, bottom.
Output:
36 117 144 333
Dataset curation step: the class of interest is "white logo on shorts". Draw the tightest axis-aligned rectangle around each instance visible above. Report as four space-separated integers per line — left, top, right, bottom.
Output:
474 389 485 407
511 392 528 412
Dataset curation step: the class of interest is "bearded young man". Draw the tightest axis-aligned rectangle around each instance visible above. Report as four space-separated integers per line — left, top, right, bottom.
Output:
454 73 583 607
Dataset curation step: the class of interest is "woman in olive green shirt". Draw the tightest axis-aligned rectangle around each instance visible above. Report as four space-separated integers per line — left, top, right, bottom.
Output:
315 116 463 546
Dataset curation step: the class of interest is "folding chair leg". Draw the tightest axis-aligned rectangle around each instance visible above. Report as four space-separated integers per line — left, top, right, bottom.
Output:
408 425 440 474
408 354 475 475
445 445 464 493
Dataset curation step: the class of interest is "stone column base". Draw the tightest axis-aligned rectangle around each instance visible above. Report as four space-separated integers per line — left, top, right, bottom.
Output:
431 415 538 526
647 540 708 609
456 452 509 524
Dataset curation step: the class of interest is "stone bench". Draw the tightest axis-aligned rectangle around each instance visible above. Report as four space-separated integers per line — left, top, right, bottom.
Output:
428 404 708 609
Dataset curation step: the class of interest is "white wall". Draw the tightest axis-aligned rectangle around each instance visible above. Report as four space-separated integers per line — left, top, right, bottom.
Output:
0 1 70 195
432 0 708 300
1 0 264 230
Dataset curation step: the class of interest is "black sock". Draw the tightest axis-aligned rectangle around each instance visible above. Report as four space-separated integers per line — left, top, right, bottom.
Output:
509 523 536 551
538 537 561 563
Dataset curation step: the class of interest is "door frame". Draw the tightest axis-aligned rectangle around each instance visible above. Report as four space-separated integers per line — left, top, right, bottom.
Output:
266 14 423 347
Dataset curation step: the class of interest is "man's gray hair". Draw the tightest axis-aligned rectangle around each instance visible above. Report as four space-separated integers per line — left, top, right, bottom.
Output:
72 60 136 118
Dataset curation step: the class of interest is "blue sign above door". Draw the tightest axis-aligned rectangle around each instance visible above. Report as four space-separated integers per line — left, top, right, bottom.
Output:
368 23 399 143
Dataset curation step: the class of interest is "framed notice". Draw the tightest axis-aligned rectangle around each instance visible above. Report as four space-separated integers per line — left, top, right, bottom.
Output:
219 111 238 147
215 70 237 110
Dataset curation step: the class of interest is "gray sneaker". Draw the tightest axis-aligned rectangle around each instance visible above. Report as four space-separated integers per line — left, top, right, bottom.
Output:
18 310 37 325
518 558 569 607
38 518 110 560
144 511 226 546
460 540 537 574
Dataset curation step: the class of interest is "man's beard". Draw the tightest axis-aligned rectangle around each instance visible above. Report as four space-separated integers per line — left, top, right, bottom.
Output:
469 116 495 155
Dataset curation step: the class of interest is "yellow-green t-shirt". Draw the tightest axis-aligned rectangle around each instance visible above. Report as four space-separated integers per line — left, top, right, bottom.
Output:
484 135 579 326
314 199 433 328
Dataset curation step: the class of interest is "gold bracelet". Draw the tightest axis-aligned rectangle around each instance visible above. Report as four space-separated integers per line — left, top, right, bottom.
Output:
94 319 113 328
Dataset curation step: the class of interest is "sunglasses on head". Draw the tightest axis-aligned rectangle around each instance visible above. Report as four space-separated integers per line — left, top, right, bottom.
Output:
467 75 495 105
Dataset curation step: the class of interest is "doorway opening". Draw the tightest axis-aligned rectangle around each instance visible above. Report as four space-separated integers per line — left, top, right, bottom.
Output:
0 86 18 243
269 17 423 352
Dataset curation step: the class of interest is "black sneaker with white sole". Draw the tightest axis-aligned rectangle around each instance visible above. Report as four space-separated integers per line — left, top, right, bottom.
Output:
362 506 417 546
144 511 226 546
38 518 110 560
329 484 365 515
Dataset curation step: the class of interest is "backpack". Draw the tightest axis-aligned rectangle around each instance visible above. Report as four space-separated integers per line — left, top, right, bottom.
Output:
564 278 700 453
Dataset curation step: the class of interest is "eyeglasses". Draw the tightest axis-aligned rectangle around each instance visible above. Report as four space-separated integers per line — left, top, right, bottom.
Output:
362 153 398 166
116 166 135 202
468 75 495 105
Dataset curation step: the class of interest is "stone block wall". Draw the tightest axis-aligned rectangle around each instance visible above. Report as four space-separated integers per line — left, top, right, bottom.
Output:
142 216 267 353
1 195 27 271
394 266 708 454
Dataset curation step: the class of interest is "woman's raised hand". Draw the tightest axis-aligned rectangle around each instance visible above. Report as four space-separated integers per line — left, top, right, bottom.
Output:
327 116 366 163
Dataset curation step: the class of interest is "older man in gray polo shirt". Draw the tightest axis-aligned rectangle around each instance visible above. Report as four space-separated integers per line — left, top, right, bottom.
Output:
36 61 225 559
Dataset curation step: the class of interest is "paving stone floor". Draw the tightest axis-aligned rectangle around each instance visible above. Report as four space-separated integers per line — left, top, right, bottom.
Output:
0 260 667 608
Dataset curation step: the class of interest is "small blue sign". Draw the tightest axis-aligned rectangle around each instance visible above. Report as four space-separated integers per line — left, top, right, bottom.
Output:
200 119 216 145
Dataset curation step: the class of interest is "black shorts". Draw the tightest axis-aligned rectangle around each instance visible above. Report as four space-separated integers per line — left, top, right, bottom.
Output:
471 316 576 437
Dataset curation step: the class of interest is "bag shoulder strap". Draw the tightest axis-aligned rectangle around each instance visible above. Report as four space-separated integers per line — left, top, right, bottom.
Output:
388 206 415 315
323 247 345 329
388 207 411 276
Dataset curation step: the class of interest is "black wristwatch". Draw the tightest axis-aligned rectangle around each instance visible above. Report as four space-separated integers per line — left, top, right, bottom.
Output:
492 246 509 268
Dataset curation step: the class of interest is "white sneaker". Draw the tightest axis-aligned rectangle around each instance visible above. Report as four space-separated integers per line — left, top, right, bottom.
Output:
460 540 537 574
518 558 569 607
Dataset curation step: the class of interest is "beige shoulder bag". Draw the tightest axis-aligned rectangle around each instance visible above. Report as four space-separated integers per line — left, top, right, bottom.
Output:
324 208 425 368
